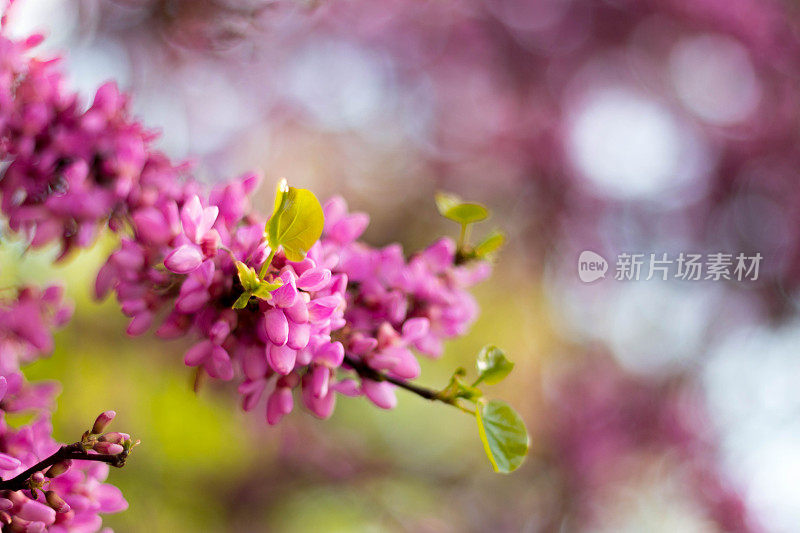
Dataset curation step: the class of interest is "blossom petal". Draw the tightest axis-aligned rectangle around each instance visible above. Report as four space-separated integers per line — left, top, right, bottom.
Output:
267 343 297 375
264 308 289 346
362 380 397 410
164 245 203 274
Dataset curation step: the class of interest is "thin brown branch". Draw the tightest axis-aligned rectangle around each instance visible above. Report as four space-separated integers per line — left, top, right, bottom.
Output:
343 355 442 401
0 443 128 493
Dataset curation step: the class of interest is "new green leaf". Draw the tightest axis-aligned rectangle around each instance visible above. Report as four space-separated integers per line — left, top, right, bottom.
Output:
266 178 325 262
445 203 488 224
476 400 529 473
233 261 283 309
252 280 282 299
435 191 489 225
235 261 260 292
232 293 252 309
474 345 514 386
474 231 505 258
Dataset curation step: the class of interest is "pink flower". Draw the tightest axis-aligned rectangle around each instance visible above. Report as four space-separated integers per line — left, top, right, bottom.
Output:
164 195 220 274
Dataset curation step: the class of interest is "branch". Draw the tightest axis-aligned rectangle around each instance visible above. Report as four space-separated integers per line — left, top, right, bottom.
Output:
0 443 128 493
343 355 449 403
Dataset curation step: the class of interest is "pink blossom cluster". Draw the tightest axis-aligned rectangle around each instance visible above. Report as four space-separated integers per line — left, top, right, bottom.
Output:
0 288 128 532
0 32 159 259
0 285 70 413
328 197 491 408
96 174 352 423
95 176 489 422
0 31 489 425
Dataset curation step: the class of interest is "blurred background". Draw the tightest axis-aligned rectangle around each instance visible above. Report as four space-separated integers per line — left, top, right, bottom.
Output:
3 0 800 531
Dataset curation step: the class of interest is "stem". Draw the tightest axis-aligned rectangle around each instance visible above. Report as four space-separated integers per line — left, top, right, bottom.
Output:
343 355 475 414
0 443 128 492
458 223 468 249
258 248 277 279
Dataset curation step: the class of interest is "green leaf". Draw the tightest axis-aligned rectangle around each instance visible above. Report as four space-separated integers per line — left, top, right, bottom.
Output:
435 191 490 225
232 292 252 309
474 345 514 386
235 261 260 292
266 178 325 262
476 400 529 473
252 280 282 300
474 231 505 258
445 203 488 224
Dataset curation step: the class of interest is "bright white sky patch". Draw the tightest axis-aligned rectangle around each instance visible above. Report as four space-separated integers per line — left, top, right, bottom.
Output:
567 87 707 202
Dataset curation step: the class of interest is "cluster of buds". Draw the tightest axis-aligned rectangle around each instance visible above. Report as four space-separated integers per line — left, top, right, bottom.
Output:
80 410 140 464
0 287 134 530
0 410 136 531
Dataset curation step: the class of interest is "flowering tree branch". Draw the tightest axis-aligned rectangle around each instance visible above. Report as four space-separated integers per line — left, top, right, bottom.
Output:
0 411 137 496
0 21 527 478
0 444 128 493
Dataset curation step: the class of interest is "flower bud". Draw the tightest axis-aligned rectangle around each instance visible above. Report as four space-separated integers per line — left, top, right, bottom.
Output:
287 322 311 350
99 432 130 444
361 379 397 410
266 387 293 426
332 379 361 397
264 308 289 346
44 491 70 514
91 411 116 434
310 365 330 399
45 460 72 478
93 441 124 455
266 343 296 376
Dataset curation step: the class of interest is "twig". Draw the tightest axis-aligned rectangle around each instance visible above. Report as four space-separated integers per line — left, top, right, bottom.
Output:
343 355 441 400
343 355 476 415
0 443 128 493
